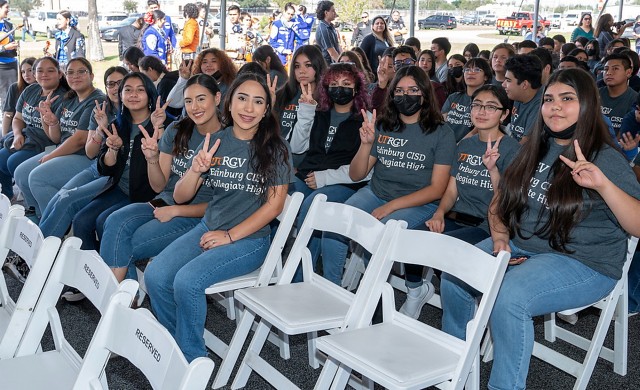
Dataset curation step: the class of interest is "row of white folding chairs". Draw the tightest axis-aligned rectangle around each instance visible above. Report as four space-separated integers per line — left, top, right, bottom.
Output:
0 192 214 389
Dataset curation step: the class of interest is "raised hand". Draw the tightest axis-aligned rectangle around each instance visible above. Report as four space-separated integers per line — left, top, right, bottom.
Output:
190 132 220 174
559 139 607 190
139 124 160 161
150 96 170 130
92 100 109 129
482 135 502 172
298 82 316 105
179 59 193 79
618 131 640 152
36 91 60 125
266 73 278 105
359 109 376 145
102 123 123 151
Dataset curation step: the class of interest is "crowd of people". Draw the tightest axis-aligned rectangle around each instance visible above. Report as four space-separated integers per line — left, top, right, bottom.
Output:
1 0 640 386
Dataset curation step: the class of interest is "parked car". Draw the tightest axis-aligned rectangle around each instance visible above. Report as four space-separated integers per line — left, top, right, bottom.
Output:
620 19 636 40
461 14 480 25
418 14 457 30
496 12 550 35
480 14 497 26
99 16 138 41
549 13 562 29
30 9 59 38
97 13 129 29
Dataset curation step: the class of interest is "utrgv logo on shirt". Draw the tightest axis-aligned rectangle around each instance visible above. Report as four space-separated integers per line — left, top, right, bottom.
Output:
457 153 483 166
210 156 248 168
377 135 408 147
451 102 467 112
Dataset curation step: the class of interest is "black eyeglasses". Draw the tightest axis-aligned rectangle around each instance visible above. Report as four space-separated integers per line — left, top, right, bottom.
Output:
106 79 123 88
470 103 505 113
393 58 415 69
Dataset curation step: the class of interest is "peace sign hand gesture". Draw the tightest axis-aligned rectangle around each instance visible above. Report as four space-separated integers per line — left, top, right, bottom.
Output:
190 133 221 174
150 96 171 130
298 82 316 105
139 124 160 161
102 123 123 151
359 109 376 145
93 100 109 130
482 135 502 173
559 139 608 191
266 73 278 105
179 60 193 79
36 91 59 125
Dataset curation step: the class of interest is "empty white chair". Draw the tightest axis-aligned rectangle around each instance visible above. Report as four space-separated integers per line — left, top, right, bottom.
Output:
0 200 61 358
0 236 139 388
74 291 215 390
215 194 403 389
314 228 510 390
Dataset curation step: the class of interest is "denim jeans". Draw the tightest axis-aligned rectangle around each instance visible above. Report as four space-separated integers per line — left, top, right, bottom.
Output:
100 202 200 269
0 147 39 199
629 250 640 313
440 237 617 390
39 164 107 238
320 185 438 286
72 188 130 250
145 221 270 362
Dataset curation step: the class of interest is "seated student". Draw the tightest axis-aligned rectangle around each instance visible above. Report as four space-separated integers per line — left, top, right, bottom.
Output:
138 55 181 119
502 54 544 143
568 48 588 62
443 54 467 96
101 74 222 283
574 36 589 50
14 58 106 219
560 42 577 59
516 39 537 55
417 49 447 107
371 46 413 110
350 46 375 84
490 43 515 88
441 68 640 390
529 47 554 85
0 57 67 200
601 48 640 93
585 39 601 72
462 43 479 61
404 36 421 57
321 66 455 315
442 57 492 141
289 62 370 265
123 46 145 72
338 51 373 83
593 38 627 80
2 57 36 136
599 53 638 136
144 73 293 362
252 45 289 90
431 37 451 83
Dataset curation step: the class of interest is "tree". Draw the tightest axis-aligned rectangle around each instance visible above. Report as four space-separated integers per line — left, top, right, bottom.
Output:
335 0 369 24
123 0 138 14
11 0 42 15
87 0 104 61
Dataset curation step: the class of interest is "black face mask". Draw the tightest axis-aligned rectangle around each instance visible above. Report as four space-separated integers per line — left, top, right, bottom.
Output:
211 70 222 80
543 122 577 140
585 48 596 56
448 66 463 78
328 86 355 105
393 94 422 116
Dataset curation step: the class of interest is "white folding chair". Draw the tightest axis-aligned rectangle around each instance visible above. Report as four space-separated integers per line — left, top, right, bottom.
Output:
314 228 510 390
0 205 61 358
215 194 404 389
528 236 639 390
73 291 215 390
0 236 139 388
203 192 303 361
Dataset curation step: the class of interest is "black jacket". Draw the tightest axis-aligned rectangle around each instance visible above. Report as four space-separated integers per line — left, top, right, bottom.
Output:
118 24 142 60
157 71 181 118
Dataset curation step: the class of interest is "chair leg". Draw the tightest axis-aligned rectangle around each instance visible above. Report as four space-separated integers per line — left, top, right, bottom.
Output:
329 363 352 390
277 329 291 359
314 356 341 390
231 318 273 389
211 310 256 389
465 353 480 390
307 330 320 369
613 292 628 375
544 313 558 343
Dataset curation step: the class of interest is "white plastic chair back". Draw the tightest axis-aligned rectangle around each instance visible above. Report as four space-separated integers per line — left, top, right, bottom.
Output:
75 291 215 390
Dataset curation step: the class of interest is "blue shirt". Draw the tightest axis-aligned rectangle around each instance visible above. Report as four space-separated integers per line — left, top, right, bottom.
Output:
315 20 340 64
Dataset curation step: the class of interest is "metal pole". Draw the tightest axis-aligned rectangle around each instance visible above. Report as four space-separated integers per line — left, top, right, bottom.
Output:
409 0 415 37
220 0 226 50
199 0 212 52
532 0 539 40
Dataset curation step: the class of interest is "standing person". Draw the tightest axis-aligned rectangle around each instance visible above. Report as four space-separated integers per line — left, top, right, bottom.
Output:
21 11 35 42
594 13 632 58
269 3 296 66
118 16 144 63
180 3 200 61
226 5 244 60
315 0 341 64
2 57 36 136
359 16 394 78
197 2 213 50
0 0 19 120
54 11 85 68
147 0 176 52
431 37 451 83
144 73 293 362
570 13 594 42
294 5 314 47
142 11 169 65
441 68 640 390
351 12 371 47
388 11 407 46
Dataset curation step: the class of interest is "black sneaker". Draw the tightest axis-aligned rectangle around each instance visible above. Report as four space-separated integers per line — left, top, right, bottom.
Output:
3 251 29 284
24 207 36 217
61 288 86 302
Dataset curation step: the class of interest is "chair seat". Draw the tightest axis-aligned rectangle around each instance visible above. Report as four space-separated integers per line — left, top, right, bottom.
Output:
235 283 351 334
0 308 9 333
317 323 464 387
204 268 279 295
0 350 78 388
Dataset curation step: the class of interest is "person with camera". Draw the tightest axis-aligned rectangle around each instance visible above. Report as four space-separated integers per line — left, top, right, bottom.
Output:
594 13 633 58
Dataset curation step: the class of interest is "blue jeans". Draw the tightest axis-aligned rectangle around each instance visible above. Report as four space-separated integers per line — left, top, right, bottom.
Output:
145 221 270 362
629 250 640 313
39 164 107 238
440 237 617 390
72 187 130 250
320 185 438 286
100 202 200 269
22 28 36 41
0 147 38 199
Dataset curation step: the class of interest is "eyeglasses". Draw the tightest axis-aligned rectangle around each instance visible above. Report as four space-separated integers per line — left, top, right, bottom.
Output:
393 58 415 68
470 103 504 113
106 79 123 88
65 69 90 77
463 67 483 73
393 87 421 96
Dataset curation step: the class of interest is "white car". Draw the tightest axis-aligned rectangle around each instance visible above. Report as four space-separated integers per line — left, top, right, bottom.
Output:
97 13 129 29
30 9 59 38
549 13 562 29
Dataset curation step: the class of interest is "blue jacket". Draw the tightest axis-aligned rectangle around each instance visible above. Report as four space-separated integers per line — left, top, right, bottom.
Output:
294 14 314 46
142 26 168 64
269 20 295 65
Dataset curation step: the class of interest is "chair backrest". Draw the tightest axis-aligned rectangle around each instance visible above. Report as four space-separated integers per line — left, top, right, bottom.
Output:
344 227 510 389
74 291 215 390
0 210 61 358
15 236 139 357
279 194 402 283
254 192 304 287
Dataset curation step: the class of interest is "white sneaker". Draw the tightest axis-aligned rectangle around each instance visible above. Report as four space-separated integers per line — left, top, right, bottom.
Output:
557 312 578 325
399 282 435 319
61 288 86 302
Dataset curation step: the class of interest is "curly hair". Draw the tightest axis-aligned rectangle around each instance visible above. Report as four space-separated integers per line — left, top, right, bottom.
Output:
317 62 369 112
192 48 237 86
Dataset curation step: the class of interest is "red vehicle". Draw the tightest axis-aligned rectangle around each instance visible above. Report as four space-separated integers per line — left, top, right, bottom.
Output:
496 12 551 35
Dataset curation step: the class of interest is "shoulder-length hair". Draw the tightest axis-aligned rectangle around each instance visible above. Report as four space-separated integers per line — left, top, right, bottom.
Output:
116 72 158 138
33 56 70 91
252 45 288 77
104 66 128 112
418 49 436 78
370 16 394 46
444 54 467 95
378 65 443 134
193 48 237 86
276 45 327 105
350 46 375 81
222 73 290 199
338 50 373 83
317 62 369 113
17 57 36 95
64 57 93 100
496 68 616 252
594 13 613 38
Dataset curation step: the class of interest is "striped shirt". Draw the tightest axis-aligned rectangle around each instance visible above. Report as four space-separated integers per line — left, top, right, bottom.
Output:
315 20 340 64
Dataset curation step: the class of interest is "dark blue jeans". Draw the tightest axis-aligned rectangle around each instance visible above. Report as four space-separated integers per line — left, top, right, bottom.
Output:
0 147 38 199
72 187 130 250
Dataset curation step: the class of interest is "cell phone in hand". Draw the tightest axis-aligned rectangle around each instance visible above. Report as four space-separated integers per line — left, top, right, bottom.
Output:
148 198 169 209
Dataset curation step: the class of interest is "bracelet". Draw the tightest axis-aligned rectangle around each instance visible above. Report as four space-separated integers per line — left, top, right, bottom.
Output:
147 159 159 165
46 119 60 126
90 136 102 145
226 230 235 244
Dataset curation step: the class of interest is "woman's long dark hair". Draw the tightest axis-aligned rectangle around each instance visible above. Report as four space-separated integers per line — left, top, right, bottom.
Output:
594 13 613 38
276 45 327 106
378 65 443 134
104 66 128 113
222 73 290 199
351 47 375 82
33 56 70 91
64 57 93 100
445 54 467 95
173 74 220 156
116 72 158 139
418 49 436 78
17 57 36 95
252 45 287 77
496 68 617 252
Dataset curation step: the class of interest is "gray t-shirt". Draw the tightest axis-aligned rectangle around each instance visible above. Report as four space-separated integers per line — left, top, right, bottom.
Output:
117 120 145 196
326 108 351 152
513 141 640 279
57 89 106 153
442 92 473 142
370 122 456 201
280 91 301 140
200 127 293 238
509 88 543 142
3 82 18 113
15 83 66 151
450 134 520 232
599 87 638 135
156 123 215 205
